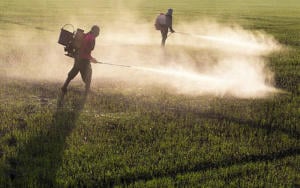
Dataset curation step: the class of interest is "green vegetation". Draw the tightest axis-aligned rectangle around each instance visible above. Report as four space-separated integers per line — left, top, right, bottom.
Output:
0 0 299 187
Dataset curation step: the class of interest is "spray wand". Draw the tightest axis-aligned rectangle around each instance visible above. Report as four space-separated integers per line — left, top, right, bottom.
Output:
96 61 131 68
175 31 200 37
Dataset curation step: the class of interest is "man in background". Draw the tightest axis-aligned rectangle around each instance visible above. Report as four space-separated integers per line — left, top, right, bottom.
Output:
155 8 175 47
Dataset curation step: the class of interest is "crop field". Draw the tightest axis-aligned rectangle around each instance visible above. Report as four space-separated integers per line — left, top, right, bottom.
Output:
0 0 299 187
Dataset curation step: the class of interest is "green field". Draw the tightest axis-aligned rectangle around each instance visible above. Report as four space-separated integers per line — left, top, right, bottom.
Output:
0 0 299 187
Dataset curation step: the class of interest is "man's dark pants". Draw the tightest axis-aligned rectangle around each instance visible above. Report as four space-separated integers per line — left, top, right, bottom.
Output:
160 27 168 47
62 58 92 93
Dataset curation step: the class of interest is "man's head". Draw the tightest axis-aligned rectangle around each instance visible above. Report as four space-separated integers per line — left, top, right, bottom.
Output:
90 25 100 37
166 8 173 16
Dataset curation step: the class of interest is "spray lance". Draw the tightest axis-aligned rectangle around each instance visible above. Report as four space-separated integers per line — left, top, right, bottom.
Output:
95 61 131 68
173 31 204 38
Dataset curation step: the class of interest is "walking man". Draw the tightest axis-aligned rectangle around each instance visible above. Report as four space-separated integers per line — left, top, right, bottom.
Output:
155 8 175 47
61 25 100 95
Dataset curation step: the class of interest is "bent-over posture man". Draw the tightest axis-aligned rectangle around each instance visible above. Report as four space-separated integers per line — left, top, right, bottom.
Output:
61 25 100 95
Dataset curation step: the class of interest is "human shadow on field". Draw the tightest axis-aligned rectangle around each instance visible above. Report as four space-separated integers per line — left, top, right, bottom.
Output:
7 91 87 187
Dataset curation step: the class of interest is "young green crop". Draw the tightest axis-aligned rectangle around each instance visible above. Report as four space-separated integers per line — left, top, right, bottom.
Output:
0 0 299 186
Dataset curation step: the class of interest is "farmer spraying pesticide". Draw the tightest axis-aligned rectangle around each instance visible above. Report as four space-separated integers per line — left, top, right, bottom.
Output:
155 8 176 47
61 25 100 96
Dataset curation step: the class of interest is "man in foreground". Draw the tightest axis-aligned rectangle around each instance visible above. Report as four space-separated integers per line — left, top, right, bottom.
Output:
61 25 100 95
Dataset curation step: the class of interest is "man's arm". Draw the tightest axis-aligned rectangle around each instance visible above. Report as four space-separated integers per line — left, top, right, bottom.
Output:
87 38 95 51
90 57 98 63
167 16 175 33
87 37 97 63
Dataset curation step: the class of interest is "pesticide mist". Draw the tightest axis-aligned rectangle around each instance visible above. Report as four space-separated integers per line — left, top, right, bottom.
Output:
0 13 281 98
94 18 281 98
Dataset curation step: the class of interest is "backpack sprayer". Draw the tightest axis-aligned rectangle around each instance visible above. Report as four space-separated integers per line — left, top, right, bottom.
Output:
58 24 85 58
